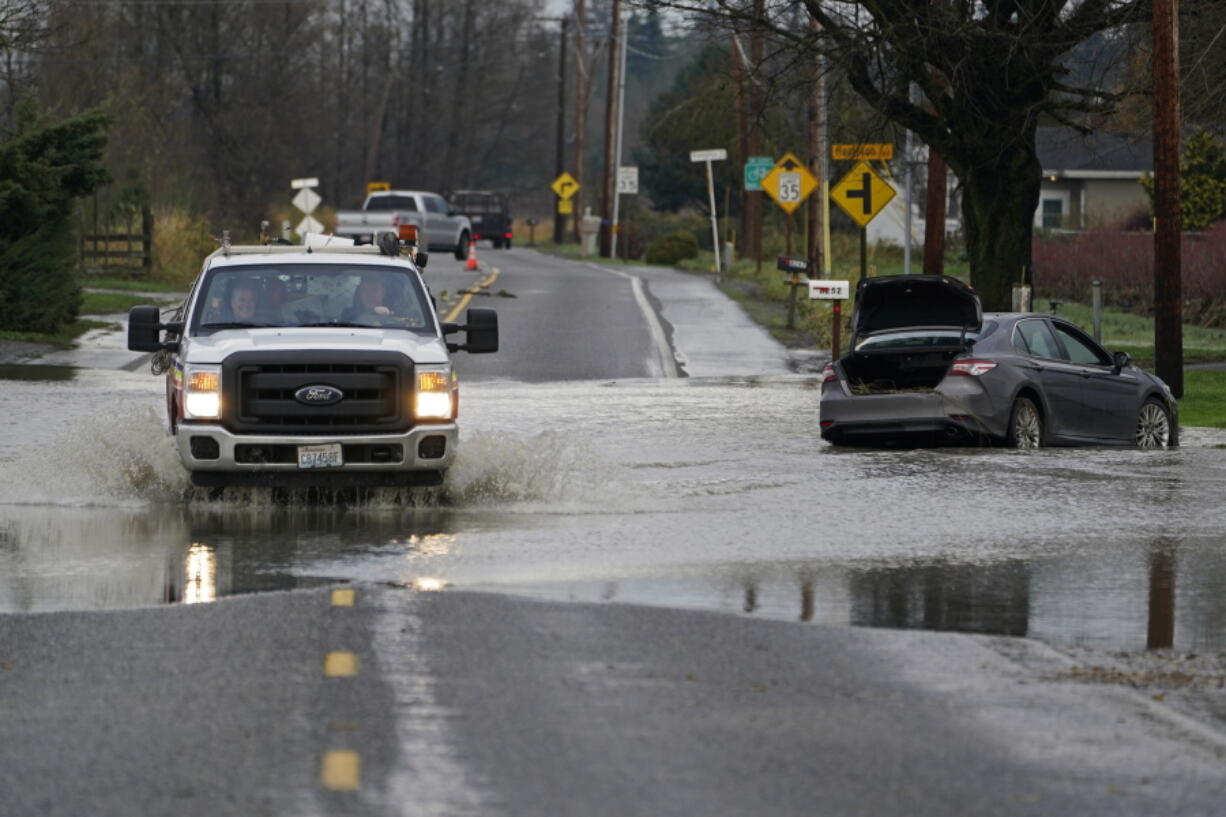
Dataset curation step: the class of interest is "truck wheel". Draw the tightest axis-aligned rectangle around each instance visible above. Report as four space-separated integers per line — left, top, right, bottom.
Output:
504 238 512 249
455 232 470 261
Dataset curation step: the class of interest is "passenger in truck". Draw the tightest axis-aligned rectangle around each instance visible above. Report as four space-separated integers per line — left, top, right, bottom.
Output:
343 275 424 327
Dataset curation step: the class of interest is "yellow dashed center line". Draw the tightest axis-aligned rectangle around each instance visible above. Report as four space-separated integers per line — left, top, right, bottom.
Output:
324 651 359 677
331 588 355 607
321 750 361 791
445 266 501 323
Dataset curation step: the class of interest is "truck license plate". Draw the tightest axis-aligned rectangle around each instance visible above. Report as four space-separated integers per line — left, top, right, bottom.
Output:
298 443 343 469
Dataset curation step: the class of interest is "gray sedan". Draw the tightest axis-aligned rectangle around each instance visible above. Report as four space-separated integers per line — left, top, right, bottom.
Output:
819 275 1178 448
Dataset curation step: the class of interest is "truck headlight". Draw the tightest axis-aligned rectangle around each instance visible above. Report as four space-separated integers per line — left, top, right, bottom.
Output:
184 365 222 419
414 367 455 421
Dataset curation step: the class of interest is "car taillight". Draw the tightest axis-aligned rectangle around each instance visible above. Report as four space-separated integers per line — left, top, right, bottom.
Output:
949 360 997 376
821 363 837 383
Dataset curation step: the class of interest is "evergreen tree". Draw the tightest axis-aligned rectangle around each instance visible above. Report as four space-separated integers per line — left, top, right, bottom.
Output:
1141 129 1226 232
0 100 110 333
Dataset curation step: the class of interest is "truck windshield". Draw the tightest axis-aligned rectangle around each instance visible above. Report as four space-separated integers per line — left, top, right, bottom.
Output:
192 264 433 336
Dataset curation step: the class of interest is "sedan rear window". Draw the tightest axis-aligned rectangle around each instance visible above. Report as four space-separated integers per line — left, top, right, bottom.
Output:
855 328 980 351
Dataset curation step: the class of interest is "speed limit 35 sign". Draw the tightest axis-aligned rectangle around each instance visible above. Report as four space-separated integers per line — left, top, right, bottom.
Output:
760 153 817 214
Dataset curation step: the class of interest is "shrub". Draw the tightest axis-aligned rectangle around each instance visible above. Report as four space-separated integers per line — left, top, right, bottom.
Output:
1032 220 1226 324
645 231 700 265
152 206 218 286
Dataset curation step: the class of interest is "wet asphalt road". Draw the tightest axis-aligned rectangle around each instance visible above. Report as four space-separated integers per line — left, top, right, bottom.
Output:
4 586 1226 817
1 248 1226 814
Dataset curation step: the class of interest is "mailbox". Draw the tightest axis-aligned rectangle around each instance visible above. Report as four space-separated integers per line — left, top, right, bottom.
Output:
808 280 850 300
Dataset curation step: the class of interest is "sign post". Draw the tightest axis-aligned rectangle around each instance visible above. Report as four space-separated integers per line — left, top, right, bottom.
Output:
551 172 580 244
611 166 638 260
290 177 323 237
807 278 852 359
830 160 896 281
743 156 774 192
760 153 819 215
690 148 727 278
777 255 810 330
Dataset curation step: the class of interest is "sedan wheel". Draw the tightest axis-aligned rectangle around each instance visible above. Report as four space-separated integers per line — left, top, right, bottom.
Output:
1007 397 1042 450
1135 400 1171 449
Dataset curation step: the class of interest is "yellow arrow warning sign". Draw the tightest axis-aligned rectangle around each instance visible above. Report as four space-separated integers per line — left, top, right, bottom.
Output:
759 153 817 214
830 161 895 228
551 172 580 200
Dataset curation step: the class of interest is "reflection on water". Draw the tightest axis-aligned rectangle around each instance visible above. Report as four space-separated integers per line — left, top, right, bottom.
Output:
0 364 77 382
1147 541 1177 650
181 543 219 604
849 560 1031 637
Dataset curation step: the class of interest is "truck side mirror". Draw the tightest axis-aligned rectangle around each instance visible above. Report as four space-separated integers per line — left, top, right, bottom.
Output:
442 307 498 354
128 305 181 353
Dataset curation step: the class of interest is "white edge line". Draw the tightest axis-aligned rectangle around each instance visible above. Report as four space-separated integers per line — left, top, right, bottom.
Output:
585 263 678 379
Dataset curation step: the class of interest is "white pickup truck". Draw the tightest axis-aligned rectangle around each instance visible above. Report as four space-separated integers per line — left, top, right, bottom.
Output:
334 190 472 260
126 236 497 488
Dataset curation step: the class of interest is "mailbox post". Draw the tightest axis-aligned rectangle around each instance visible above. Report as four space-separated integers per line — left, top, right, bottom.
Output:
808 278 851 359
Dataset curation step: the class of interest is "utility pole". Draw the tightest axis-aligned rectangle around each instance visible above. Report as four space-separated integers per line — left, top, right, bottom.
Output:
598 0 621 257
572 0 586 243
732 35 750 259
903 85 917 274
610 6 630 259
748 0 765 268
553 17 570 244
923 149 947 275
805 15 822 276
1153 0 1183 397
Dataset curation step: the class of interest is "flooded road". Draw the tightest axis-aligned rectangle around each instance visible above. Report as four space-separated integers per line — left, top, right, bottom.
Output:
3 363 1225 652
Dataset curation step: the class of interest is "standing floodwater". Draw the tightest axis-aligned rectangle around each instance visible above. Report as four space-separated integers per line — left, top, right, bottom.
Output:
3 365 1226 651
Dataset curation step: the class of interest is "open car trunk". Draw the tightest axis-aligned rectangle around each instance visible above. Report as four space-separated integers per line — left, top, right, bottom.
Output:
842 348 962 394
841 275 983 394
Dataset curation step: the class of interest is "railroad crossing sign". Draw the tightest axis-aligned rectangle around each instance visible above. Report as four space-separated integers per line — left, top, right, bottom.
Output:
551 172 579 200
291 177 323 236
292 187 321 216
830 161 896 228
743 156 774 191
760 153 818 214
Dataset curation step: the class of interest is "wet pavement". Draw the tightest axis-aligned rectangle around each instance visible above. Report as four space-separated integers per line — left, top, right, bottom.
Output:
2 364 1225 653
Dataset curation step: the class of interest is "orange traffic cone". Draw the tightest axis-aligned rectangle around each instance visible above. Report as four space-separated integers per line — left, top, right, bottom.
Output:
464 239 479 271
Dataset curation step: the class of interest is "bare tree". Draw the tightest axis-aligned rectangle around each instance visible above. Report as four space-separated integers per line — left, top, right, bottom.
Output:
650 0 1151 310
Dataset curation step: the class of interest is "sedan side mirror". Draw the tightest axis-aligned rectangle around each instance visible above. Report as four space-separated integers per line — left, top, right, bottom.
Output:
1112 350 1132 375
415 251 429 269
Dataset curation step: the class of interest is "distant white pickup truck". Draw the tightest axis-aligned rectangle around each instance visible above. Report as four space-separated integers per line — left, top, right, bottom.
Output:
334 190 472 260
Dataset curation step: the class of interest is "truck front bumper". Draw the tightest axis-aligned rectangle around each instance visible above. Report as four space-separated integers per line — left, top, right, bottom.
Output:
177 423 457 478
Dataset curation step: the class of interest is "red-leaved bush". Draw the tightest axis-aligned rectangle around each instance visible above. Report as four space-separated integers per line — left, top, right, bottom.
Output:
1032 220 1226 324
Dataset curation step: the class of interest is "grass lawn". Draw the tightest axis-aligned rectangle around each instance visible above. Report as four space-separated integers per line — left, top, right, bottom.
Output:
1049 301 1226 367
80 291 168 314
1179 370 1226 428
0 319 117 347
82 277 186 293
